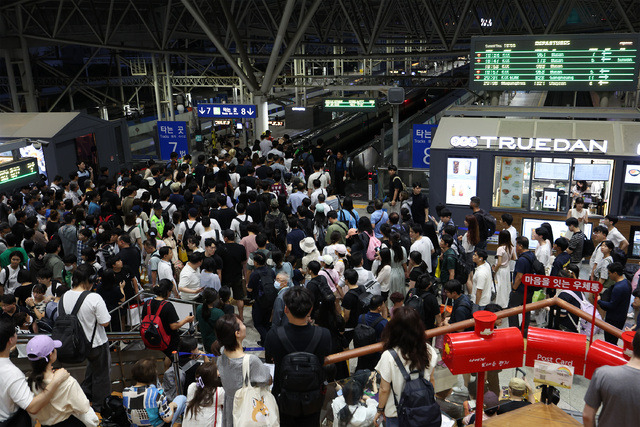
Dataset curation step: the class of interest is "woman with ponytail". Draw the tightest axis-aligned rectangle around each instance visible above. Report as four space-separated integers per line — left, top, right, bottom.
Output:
183 361 224 426
196 288 224 354
141 279 194 361
26 335 99 426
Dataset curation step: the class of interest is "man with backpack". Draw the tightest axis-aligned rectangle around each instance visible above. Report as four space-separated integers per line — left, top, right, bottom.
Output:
370 200 389 239
341 268 369 346
55 264 111 412
507 236 540 330
439 235 457 285
443 280 473 329
305 261 333 321
325 211 348 245
264 286 332 427
470 196 496 250
246 252 276 345
264 199 288 252
387 165 404 215
354 295 387 370
565 217 585 268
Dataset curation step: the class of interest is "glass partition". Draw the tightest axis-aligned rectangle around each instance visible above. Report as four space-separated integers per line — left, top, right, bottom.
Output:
529 158 572 212
572 158 614 216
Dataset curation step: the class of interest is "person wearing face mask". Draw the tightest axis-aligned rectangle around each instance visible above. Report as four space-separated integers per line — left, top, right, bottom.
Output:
270 273 291 329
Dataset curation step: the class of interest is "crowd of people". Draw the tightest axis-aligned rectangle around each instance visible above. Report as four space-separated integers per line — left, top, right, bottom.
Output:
0 132 638 426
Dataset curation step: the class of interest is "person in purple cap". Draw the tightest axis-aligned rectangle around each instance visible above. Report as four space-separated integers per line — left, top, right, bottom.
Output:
25 335 99 426
0 320 69 426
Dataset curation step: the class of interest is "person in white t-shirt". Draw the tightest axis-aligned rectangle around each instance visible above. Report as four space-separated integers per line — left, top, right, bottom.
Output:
177 210 206 243
199 217 222 248
0 252 24 295
409 224 434 273
604 215 629 252
0 321 71 424
590 225 609 281
470 249 493 308
157 247 178 297
59 264 111 412
307 163 331 194
500 213 518 248
374 306 438 426
230 204 253 243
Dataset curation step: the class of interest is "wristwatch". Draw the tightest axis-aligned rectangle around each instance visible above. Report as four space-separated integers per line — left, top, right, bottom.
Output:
377 407 385 413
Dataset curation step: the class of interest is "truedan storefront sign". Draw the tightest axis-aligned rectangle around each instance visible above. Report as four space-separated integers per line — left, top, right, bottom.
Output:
449 135 608 154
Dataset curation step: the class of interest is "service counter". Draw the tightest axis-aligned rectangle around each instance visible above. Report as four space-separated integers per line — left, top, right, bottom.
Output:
429 116 640 262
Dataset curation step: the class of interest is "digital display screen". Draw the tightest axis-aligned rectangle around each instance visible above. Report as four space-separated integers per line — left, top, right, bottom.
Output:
574 164 611 181
624 164 640 184
522 218 593 250
0 158 38 188
543 188 559 210
470 34 640 91
446 157 478 205
534 162 571 180
323 99 377 110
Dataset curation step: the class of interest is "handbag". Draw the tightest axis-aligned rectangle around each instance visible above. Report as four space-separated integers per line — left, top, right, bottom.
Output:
435 257 442 279
127 303 141 327
178 246 189 263
233 355 279 427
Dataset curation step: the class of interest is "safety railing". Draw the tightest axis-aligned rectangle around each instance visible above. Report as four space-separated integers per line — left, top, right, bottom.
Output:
323 296 622 365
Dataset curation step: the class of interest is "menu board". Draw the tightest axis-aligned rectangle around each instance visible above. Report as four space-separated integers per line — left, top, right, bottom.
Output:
498 157 526 208
446 158 478 205
534 162 571 180
543 188 559 210
574 164 611 181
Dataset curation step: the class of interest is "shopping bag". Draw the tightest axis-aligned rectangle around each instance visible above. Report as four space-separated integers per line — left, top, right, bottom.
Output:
127 303 141 327
233 355 279 426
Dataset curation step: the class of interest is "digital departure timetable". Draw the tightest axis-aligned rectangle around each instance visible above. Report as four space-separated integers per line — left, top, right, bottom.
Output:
469 34 640 91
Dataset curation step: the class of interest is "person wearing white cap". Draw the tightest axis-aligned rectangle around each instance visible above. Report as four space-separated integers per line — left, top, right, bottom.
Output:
24 335 99 426
300 237 320 281
0 320 70 426
318 254 341 296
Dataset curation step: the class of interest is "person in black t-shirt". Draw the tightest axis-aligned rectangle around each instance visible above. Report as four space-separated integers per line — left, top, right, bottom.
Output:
341 268 363 346
117 234 141 281
97 268 126 332
107 255 139 303
141 280 194 361
218 230 247 319
305 261 332 321
264 286 331 427
405 273 440 330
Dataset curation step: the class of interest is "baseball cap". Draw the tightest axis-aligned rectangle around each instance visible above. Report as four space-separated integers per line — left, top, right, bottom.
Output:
334 244 347 255
26 335 62 362
131 205 142 214
388 164 398 171
509 377 527 392
320 254 334 265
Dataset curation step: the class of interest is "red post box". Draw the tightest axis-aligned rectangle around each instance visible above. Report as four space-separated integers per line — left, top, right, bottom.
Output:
585 331 636 379
525 327 587 376
443 311 524 375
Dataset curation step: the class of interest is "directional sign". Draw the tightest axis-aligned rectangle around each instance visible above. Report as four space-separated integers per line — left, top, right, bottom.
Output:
196 104 257 118
157 121 189 161
522 274 602 294
323 99 377 111
412 124 436 169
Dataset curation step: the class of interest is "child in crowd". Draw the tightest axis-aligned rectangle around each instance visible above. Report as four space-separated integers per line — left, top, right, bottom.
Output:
123 358 187 426
389 292 404 318
331 371 376 427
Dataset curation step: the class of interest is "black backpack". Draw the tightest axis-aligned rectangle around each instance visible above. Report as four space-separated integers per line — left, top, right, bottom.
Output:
264 212 287 251
255 269 278 312
182 221 198 247
357 281 377 312
315 224 327 251
444 247 471 284
389 349 442 427
236 215 251 239
51 291 97 364
582 234 595 258
405 290 428 325
353 315 384 348
276 327 325 417
482 211 497 238
161 202 174 226
524 252 546 276
101 395 130 427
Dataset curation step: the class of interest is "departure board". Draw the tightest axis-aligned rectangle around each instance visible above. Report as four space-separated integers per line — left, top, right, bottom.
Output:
0 158 38 190
469 34 640 91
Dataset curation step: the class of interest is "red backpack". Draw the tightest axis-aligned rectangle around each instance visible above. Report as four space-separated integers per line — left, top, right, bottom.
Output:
140 300 171 351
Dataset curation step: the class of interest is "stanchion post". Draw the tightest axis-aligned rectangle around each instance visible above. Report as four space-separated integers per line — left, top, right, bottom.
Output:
475 371 486 427
172 351 182 394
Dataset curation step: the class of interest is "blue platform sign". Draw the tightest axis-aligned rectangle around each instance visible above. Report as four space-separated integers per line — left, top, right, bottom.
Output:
196 104 257 118
158 121 188 161
412 124 437 168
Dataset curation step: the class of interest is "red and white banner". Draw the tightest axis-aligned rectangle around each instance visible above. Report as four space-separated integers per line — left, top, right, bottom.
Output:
522 274 602 294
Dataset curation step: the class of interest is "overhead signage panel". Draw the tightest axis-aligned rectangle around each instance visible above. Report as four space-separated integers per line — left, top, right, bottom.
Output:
323 99 377 111
197 104 257 118
470 34 640 91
